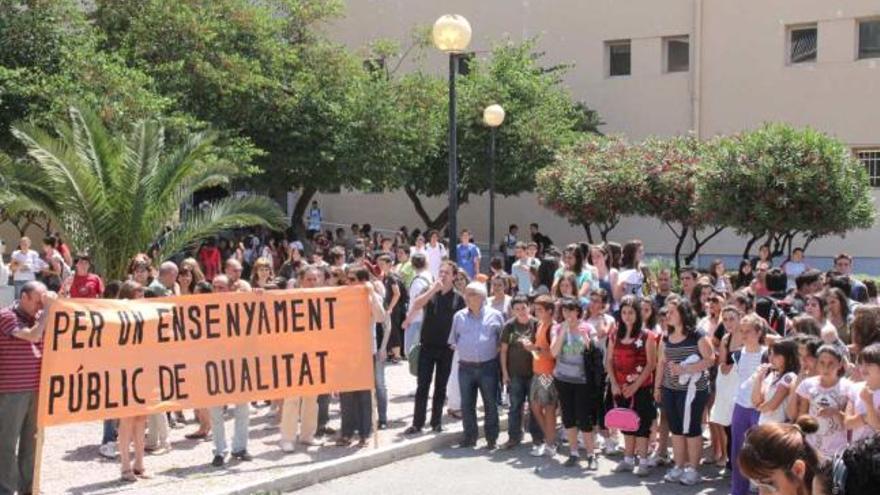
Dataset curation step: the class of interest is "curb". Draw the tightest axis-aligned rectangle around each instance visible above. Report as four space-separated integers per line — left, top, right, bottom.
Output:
221 416 509 494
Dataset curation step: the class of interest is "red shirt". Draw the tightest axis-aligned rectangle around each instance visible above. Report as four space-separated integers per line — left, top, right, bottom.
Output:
610 329 653 389
70 273 104 299
199 246 221 281
0 304 41 393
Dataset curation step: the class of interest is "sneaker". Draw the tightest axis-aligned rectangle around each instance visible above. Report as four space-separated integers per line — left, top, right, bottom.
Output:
403 426 423 436
502 439 521 450
634 460 651 477
586 455 599 470
378 421 388 430
563 455 580 467
485 440 497 450
431 425 444 433
680 467 701 486
613 458 635 473
603 440 621 456
98 442 118 459
280 441 295 453
231 450 253 461
664 466 684 483
647 451 669 467
544 444 557 457
530 444 546 457
211 455 225 467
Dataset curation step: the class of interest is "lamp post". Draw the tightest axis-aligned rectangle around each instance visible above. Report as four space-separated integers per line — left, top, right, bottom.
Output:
483 104 505 263
432 14 471 262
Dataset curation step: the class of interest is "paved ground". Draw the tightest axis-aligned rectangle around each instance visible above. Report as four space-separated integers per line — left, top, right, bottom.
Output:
41 361 447 495
297 445 729 495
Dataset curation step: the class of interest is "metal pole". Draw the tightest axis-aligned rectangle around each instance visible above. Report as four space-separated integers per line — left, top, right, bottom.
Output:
488 126 496 264
448 53 458 262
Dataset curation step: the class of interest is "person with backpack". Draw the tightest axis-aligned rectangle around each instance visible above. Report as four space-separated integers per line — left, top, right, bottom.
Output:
402 254 433 358
403 261 464 435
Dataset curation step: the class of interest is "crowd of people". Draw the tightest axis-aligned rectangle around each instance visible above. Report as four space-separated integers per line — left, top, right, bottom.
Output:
1 215 880 495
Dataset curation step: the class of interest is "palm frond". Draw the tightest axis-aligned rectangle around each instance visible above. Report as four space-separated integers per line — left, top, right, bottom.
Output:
156 195 287 262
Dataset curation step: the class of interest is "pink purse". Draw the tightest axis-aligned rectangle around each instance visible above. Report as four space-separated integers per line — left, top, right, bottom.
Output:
604 398 640 432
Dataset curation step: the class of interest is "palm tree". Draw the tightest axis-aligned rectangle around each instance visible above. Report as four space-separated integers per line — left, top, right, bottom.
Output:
0 106 286 280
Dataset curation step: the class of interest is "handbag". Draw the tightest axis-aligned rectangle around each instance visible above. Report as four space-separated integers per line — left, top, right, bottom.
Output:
604 396 640 432
408 343 421 377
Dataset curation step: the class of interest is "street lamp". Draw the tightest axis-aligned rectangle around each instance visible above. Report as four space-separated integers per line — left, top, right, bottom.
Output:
433 14 472 262
483 104 505 263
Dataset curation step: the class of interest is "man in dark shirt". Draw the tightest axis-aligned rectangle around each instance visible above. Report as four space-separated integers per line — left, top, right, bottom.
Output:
500 295 538 449
403 261 465 434
529 223 553 257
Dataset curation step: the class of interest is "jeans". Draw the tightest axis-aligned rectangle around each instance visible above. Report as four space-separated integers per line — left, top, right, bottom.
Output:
280 396 318 443
507 374 532 442
412 345 454 429
12 280 27 300
317 394 330 429
339 391 372 439
210 403 250 457
404 320 423 358
374 354 387 424
101 419 119 445
459 359 500 443
0 391 37 495
731 404 760 495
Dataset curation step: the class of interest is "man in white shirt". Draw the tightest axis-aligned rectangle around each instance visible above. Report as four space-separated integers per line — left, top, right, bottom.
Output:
511 242 540 295
10 237 47 299
424 230 447 279
403 253 433 357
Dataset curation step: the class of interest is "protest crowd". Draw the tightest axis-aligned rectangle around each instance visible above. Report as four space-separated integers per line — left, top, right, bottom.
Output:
1 204 880 495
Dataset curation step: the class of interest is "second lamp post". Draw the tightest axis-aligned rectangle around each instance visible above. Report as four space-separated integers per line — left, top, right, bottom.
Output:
483 104 505 262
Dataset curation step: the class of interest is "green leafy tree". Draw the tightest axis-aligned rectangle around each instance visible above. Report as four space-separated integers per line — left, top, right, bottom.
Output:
0 0 170 152
94 0 390 233
701 123 875 258
637 136 724 272
536 135 642 243
0 107 286 279
383 38 596 230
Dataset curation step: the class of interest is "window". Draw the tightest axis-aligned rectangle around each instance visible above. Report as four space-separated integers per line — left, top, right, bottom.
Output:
859 20 880 59
858 149 880 187
665 36 690 72
607 40 631 76
789 25 817 64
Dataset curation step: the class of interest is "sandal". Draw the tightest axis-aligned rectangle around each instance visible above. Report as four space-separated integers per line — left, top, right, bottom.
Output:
120 470 137 482
133 468 151 479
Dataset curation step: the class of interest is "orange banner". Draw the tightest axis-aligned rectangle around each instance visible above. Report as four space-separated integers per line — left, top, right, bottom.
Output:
37 286 374 427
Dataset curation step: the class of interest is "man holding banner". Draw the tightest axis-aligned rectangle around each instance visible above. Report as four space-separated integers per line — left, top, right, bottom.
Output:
0 281 53 495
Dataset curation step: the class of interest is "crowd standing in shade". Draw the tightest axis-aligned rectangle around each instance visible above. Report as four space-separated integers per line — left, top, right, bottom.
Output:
1 215 879 494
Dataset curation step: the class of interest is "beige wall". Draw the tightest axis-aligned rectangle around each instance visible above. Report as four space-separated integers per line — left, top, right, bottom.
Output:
317 0 880 263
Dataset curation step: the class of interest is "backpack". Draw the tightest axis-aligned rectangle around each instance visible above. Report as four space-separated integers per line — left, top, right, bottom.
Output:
756 296 787 336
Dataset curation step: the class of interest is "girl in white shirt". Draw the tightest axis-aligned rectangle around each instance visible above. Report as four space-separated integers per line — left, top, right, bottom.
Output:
845 343 880 441
752 338 799 424
795 344 851 458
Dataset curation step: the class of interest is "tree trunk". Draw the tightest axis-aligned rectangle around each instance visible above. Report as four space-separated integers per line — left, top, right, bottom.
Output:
291 186 317 238
403 186 470 233
599 220 619 242
672 225 688 275
742 232 765 259
684 226 726 266
582 223 595 244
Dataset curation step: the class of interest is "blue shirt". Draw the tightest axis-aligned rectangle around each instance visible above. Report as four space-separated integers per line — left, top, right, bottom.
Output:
456 243 481 278
448 306 504 363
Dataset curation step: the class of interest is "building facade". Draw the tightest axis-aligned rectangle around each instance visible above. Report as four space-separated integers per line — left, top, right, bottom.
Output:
316 0 880 270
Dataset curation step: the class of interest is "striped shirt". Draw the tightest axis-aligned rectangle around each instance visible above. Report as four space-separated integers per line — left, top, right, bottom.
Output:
0 303 41 393
661 330 709 391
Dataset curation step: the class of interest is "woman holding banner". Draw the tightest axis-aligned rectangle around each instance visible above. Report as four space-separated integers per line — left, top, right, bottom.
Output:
116 281 149 482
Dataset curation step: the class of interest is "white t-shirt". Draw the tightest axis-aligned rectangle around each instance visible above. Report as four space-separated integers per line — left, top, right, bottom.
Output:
511 257 539 295
407 272 433 324
618 269 644 297
11 249 47 282
487 294 511 320
758 371 797 424
424 243 447 279
847 381 880 441
796 376 851 458
735 347 766 408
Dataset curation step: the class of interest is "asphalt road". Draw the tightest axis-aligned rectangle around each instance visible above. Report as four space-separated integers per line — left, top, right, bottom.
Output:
296 442 729 495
